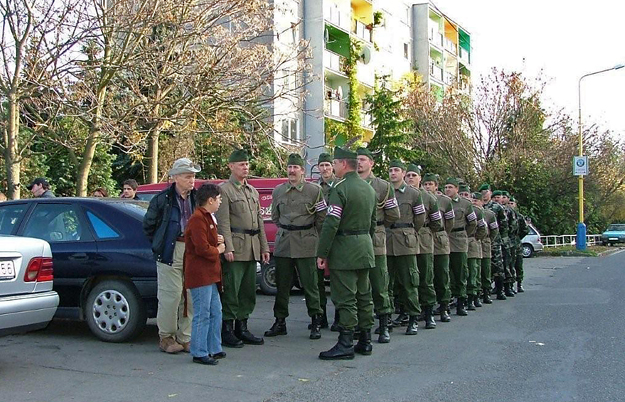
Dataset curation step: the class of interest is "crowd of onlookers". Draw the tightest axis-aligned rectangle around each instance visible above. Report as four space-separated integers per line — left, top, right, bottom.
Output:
0 178 143 201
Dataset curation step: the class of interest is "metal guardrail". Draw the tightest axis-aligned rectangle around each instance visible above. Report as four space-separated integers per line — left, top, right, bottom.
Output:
540 234 603 248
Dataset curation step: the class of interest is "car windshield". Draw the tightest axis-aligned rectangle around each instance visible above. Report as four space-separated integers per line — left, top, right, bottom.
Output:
607 224 625 232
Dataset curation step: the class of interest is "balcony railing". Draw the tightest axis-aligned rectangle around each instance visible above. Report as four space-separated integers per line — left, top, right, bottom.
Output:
429 28 443 48
324 49 347 75
459 47 470 65
324 4 350 32
352 19 372 42
324 88 347 120
430 62 443 82
444 71 456 86
444 38 457 55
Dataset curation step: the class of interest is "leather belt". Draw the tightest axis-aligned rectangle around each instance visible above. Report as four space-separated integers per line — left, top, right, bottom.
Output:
231 227 261 235
452 227 466 232
337 229 370 236
390 223 414 229
278 223 313 231
176 236 185 242
376 220 384 226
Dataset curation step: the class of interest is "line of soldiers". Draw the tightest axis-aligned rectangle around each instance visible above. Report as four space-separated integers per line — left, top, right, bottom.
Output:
215 147 529 360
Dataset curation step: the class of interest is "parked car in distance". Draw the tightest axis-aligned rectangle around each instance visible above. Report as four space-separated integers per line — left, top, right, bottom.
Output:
601 223 625 246
0 198 156 342
521 223 544 258
0 235 59 337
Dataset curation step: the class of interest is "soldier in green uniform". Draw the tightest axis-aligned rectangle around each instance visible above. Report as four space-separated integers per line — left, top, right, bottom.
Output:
460 186 487 310
473 191 499 304
406 164 443 329
423 173 454 322
265 154 327 340
315 152 335 329
386 160 426 335
317 147 377 360
357 148 400 343
496 191 516 297
215 149 270 347
483 187 509 300
509 197 530 292
444 178 477 316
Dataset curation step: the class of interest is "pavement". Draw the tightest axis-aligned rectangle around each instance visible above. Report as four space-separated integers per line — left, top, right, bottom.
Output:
2 251 625 402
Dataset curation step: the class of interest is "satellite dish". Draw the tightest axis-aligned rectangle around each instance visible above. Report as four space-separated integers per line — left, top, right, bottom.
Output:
360 46 371 65
324 28 330 43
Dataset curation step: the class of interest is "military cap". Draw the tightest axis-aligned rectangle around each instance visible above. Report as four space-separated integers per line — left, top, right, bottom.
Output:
333 146 357 160
389 159 406 170
445 177 459 187
229 149 249 163
478 183 491 192
356 147 374 160
318 152 333 164
472 192 483 200
492 190 503 196
287 153 304 167
509 196 516 202
502 191 510 198
459 183 470 193
407 163 421 174
422 172 438 183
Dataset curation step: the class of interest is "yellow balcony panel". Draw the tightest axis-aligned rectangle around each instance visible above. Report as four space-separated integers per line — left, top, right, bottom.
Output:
351 0 373 25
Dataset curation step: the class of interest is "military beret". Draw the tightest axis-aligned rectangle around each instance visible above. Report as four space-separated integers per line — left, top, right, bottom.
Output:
492 190 503 196
459 183 470 193
333 146 357 160
478 183 491 192
229 149 249 163
407 163 421 174
445 177 459 187
389 159 406 170
356 147 374 160
472 192 483 200
422 172 438 183
502 191 510 197
510 196 516 202
287 153 304 167
318 152 333 164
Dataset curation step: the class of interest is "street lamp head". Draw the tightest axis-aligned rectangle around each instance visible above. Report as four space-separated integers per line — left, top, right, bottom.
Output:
614 64 625 70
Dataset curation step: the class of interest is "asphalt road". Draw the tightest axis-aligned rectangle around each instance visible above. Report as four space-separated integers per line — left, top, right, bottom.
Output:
2 250 625 402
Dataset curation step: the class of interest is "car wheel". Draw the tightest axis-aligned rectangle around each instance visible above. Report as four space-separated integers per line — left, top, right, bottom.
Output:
85 280 147 342
259 260 278 295
522 244 534 258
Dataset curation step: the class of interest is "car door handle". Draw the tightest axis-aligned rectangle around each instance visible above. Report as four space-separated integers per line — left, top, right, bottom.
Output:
69 253 88 261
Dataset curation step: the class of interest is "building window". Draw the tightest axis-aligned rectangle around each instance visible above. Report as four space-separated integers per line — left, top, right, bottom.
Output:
281 118 300 142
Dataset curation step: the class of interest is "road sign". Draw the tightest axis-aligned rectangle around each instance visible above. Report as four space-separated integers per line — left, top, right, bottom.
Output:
573 156 588 176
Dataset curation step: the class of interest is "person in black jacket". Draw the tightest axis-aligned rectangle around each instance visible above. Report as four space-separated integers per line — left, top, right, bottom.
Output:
143 158 200 354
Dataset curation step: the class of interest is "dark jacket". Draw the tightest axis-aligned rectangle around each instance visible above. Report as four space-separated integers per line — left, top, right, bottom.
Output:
143 184 196 264
39 190 55 198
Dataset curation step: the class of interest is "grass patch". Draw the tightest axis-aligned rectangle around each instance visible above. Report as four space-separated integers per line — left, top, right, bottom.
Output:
539 245 614 257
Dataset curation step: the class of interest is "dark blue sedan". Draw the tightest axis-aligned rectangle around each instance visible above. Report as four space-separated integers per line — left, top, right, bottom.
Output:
0 198 156 342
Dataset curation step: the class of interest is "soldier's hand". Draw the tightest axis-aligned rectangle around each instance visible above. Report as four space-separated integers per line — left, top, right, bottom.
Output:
217 243 226 254
317 258 327 270
261 252 270 264
224 252 234 262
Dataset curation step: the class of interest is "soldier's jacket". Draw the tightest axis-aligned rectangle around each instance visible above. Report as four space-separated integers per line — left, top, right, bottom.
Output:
449 195 478 253
505 205 519 248
216 175 270 261
415 187 443 255
385 182 426 256
515 211 530 248
317 176 335 202
271 179 327 259
316 171 376 270
468 205 487 259
485 200 508 246
364 173 400 256
481 208 499 259
433 193 455 256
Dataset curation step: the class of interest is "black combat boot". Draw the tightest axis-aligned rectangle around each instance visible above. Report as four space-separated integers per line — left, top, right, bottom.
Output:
504 282 515 297
264 318 287 337
392 310 409 327
482 289 493 304
308 307 329 329
354 330 373 355
319 328 354 360
330 309 340 332
405 315 418 335
309 315 322 340
424 306 436 329
440 303 451 322
517 281 525 293
467 295 476 311
456 298 468 316
235 319 264 345
376 314 390 343
221 320 244 348
433 304 441 315
495 277 507 300
417 311 426 321
474 292 483 307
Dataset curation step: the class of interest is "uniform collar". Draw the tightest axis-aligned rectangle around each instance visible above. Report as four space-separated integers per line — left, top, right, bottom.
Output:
287 178 305 192
319 175 334 186
451 195 460 202
364 172 375 183
396 181 407 193
229 174 249 189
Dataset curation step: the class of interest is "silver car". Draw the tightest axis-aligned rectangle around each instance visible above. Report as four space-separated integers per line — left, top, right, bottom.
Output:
0 235 59 337
521 223 544 258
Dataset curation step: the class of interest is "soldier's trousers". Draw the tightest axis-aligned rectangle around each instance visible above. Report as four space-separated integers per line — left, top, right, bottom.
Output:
466 258 480 296
370 255 392 315
503 246 515 283
515 245 524 283
387 255 421 316
481 258 492 292
417 253 437 308
449 252 468 299
222 260 257 321
315 269 328 311
475 258 483 293
273 257 323 319
491 243 504 278
329 268 374 331
433 254 451 304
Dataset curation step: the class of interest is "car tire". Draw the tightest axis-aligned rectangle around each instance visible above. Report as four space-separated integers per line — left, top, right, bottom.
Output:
522 243 534 258
259 259 278 295
85 280 147 343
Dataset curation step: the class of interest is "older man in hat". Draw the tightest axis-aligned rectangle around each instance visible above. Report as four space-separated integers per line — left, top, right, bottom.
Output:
143 157 201 353
215 149 270 348
27 177 55 198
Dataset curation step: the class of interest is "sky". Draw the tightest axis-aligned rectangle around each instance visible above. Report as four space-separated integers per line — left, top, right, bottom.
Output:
426 0 625 140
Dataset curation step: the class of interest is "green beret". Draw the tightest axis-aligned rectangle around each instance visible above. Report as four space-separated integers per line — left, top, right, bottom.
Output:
333 146 357 160
229 149 249 163
287 153 304 167
422 172 438 183
407 164 421 174
459 183 470 193
356 147 374 160
502 191 510 197
472 192 483 200
389 159 406 170
478 183 491 192
445 177 459 187
492 190 503 196
318 153 333 164
510 196 516 202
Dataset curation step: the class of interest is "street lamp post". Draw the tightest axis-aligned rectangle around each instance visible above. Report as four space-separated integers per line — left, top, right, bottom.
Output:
576 64 624 250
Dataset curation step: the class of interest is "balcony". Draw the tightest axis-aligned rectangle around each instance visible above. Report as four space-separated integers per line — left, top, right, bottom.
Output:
352 19 372 42
459 77 471 92
429 28 443 48
444 71 456 86
444 38 457 55
430 62 443 82
324 49 347 75
324 87 347 120
459 47 470 66
324 3 350 33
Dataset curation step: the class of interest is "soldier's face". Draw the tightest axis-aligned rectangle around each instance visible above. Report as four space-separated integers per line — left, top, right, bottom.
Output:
333 159 346 178
318 162 333 180
459 191 470 200
287 165 304 183
509 201 516 209
229 161 249 179
472 198 482 207
493 195 503 204
444 184 458 198
357 156 373 175
482 190 491 202
502 196 509 204
388 167 405 184
423 181 437 193
406 172 420 187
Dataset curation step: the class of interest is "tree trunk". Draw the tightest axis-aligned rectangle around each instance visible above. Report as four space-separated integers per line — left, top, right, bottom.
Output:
76 89 107 196
147 128 160 183
5 94 21 199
